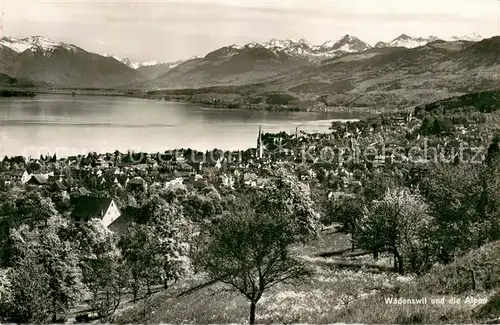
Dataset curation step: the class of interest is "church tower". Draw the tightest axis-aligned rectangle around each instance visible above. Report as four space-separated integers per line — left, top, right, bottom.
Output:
257 125 263 159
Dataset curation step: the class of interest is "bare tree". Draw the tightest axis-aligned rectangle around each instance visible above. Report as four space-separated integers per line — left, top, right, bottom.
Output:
201 210 312 324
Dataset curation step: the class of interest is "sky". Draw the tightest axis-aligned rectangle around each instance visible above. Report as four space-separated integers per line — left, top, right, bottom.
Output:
2 0 500 63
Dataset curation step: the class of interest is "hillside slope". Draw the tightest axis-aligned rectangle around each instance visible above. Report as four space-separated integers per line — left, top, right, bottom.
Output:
137 44 309 89
333 240 500 324
133 37 500 112
0 73 36 88
414 90 500 115
267 37 500 110
0 36 145 88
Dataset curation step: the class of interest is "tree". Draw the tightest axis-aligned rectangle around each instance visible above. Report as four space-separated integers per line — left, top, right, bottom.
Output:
0 253 51 323
0 191 59 267
148 198 192 289
201 208 312 324
182 193 216 222
326 196 364 251
257 168 319 243
77 220 125 322
120 196 191 302
420 164 485 262
480 135 500 240
83 258 125 322
9 216 83 322
485 134 500 168
16 190 59 226
119 224 162 302
357 188 432 274
362 172 398 203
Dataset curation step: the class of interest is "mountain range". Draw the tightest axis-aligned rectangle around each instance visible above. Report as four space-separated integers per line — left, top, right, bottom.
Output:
101 53 184 79
139 35 500 111
0 33 491 92
106 33 483 66
0 36 145 88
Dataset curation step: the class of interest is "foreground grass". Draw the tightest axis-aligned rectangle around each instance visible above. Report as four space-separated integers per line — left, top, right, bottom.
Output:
114 230 410 324
332 241 500 324
113 232 500 324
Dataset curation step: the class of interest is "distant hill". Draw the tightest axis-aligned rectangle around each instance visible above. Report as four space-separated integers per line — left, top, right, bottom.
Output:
0 73 37 87
414 90 500 115
262 36 500 109
374 34 441 48
0 89 36 97
0 36 146 88
0 34 497 110
136 61 184 79
137 44 309 89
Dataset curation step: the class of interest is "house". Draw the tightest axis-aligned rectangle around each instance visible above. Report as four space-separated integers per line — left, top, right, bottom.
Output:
76 187 91 196
218 174 235 188
243 173 258 187
200 167 217 177
71 196 121 229
50 180 67 192
95 157 113 169
166 177 184 187
328 191 356 201
173 170 193 180
115 175 130 187
27 174 48 186
10 169 30 184
127 176 148 191
47 175 63 184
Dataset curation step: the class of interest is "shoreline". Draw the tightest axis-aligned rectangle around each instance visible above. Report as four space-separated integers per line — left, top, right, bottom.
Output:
19 87 384 114
0 125 346 159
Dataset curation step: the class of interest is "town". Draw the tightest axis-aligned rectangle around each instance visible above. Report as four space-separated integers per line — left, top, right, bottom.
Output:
0 107 494 228
0 90 500 324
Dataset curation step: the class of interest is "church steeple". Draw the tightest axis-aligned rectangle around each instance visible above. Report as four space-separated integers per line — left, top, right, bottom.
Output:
257 125 263 159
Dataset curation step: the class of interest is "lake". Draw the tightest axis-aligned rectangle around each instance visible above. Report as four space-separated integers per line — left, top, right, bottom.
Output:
0 94 358 157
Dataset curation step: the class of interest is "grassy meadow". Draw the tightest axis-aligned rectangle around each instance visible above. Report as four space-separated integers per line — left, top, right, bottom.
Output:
112 226 499 324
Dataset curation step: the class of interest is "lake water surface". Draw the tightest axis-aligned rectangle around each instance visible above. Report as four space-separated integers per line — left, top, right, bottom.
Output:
0 94 357 157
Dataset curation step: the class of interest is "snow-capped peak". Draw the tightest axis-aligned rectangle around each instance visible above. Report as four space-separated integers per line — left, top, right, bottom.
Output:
103 53 172 69
132 60 161 69
326 34 372 52
229 44 244 50
450 32 483 42
205 35 373 60
0 36 79 54
374 33 482 49
132 60 183 69
103 53 134 68
264 38 306 49
376 34 440 49
395 33 412 41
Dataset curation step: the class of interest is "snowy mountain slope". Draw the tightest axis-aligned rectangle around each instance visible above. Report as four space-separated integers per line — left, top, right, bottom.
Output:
375 34 441 48
137 43 309 89
0 36 145 87
0 36 80 54
103 53 135 68
450 32 483 42
226 34 372 60
102 53 183 72
375 33 483 49
324 34 372 52
135 61 185 79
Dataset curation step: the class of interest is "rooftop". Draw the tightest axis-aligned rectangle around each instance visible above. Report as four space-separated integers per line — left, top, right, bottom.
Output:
71 196 114 219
